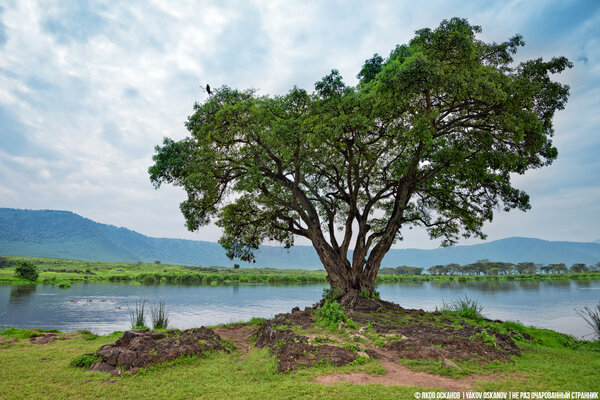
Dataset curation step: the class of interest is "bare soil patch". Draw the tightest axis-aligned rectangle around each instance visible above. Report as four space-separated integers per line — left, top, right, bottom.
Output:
213 325 254 355
29 332 59 344
312 359 495 390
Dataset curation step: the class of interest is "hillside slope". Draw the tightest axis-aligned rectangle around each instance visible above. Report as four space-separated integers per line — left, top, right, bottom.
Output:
1 208 599 268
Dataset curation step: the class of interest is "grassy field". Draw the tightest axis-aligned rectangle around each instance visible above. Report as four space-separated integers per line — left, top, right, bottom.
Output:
0 312 598 399
1 255 599 287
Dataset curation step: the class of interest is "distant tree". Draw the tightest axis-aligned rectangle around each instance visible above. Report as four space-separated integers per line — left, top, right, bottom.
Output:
428 265 444 276
154 261 161 265
495 262 515 275
14 261 39 281
233 263 240 269
515 262 536 274
0 256 10 268
395 266 423 275
570 263 589 273
540 265 553 274
447 263 462 275
149 18 571 305
547 263 568 273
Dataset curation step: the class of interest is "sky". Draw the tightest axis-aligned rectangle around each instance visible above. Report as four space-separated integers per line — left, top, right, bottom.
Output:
0 0 599 250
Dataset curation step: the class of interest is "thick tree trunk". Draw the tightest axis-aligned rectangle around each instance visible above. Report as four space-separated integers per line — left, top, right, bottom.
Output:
321 258 380 309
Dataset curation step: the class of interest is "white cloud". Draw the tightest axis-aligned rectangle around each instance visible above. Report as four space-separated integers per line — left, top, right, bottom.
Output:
0 0 598 250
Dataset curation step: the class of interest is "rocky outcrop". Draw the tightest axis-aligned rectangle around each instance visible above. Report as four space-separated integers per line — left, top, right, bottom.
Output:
90 328 229 375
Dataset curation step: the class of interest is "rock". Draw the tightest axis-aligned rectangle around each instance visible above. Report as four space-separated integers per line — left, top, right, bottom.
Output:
89 327 229 375
442 358 461 370
291 306 300 313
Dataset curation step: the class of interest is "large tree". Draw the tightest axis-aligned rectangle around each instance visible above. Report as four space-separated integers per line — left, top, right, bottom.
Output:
149 18 571 306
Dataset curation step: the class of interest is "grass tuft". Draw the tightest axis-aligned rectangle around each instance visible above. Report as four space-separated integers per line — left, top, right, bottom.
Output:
151 299 170 330
442 295 484 320
576 302 600 340
127 298 149 329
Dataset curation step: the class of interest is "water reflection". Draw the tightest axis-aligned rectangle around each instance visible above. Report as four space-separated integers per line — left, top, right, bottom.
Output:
1 280 599 338
573 280 595 288
544 280 571 288
9 284 37 304
517 281 541 291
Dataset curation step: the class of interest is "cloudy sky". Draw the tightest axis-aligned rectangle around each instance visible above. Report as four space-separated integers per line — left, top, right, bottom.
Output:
1 0 599 249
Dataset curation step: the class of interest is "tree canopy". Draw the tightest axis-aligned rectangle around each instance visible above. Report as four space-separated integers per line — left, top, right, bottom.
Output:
149 18 571 304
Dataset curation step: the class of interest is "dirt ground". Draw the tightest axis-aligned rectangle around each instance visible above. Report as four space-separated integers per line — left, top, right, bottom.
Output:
63 297 524 388
252 298 523 388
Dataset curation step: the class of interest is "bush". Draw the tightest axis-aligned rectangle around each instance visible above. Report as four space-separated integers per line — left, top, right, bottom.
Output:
14 261 39 281
315 298 354 330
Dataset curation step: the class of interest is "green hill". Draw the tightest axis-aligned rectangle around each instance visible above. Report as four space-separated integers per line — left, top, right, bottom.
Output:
1 208 599 268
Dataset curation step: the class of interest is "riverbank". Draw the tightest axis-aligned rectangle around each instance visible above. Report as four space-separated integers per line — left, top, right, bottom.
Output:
0 300 598 399
1 255 599 287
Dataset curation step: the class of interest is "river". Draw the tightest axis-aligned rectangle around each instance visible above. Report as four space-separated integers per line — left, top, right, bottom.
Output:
1 280 598 339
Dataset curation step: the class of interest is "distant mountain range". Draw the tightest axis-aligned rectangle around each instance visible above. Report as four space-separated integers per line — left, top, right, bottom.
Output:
1 208 599 269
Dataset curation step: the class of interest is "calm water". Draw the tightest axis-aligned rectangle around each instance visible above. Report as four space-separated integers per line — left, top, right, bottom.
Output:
1 280 599 339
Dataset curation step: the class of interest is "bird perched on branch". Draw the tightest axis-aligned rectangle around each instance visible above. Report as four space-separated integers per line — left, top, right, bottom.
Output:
206 84 212 95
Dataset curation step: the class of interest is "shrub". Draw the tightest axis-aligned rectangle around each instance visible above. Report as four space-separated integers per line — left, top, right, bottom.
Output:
70 354 100 368
321 287 342 302
14 261 39 281
442 295 484 320
576 302 600 340
315 298 354 330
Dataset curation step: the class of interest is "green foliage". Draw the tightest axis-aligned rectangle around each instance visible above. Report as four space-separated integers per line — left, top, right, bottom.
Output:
69 354 100 368
321 287 342 302
470 329 497 348
358 288 380 300
14 261 39 281
315 299 352 330
149 18 572 296
442 295 484 320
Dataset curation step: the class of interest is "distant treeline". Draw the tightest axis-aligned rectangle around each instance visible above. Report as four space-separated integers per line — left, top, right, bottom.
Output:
1 256 600 287
378 260 600 276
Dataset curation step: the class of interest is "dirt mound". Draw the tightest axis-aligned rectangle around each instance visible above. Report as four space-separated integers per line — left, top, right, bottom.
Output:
90 328 229 375
256 301 522 374
255 317 356 372
213 325 254 355
29 331 60 344
377 326 520 362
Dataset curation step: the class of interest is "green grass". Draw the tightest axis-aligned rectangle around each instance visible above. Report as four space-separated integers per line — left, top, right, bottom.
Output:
0 323 598 399
0 329 414 399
